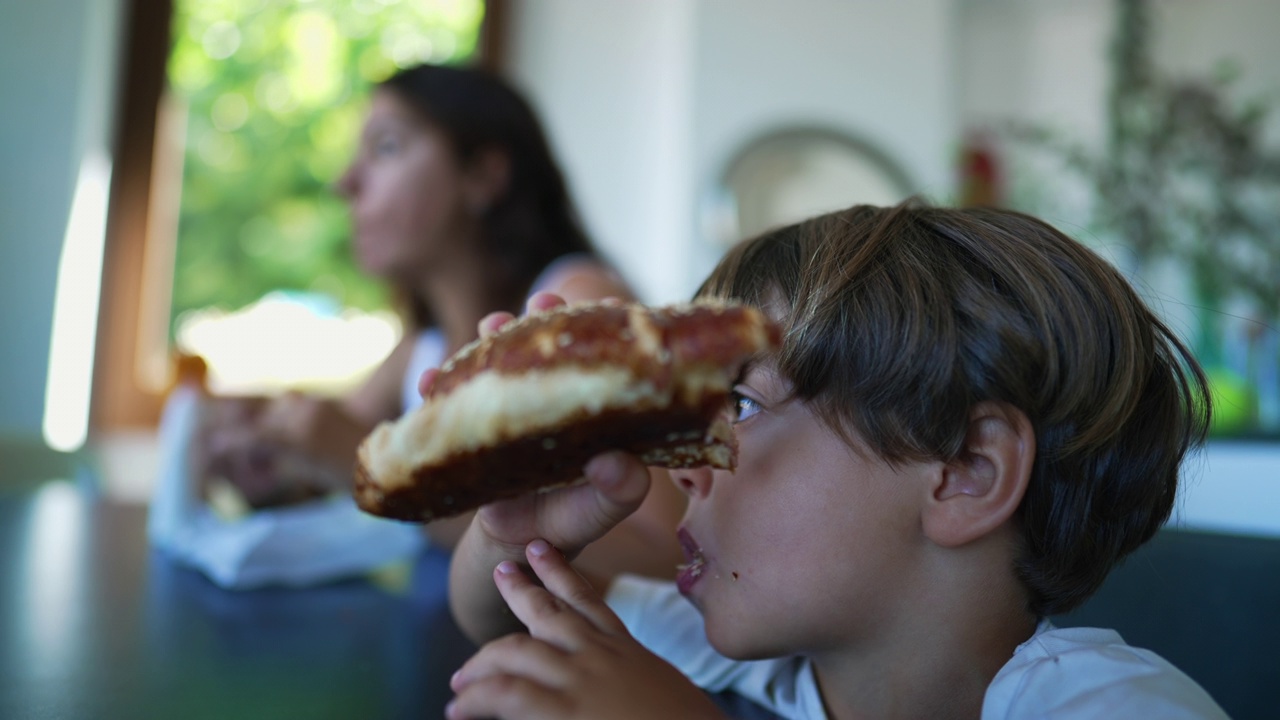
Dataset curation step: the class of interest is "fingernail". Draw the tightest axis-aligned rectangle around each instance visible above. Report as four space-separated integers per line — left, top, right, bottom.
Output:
444 699 457 718
496 561 519 575
450 670 463 689
528 538 551 557
584 453 619 485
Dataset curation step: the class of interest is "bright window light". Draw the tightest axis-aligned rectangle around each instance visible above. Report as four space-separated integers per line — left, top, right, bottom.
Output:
43 152 112 452
175 292 401 396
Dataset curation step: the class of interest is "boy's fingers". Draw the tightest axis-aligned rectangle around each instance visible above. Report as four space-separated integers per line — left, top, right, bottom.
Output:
581 451 652 524
417 367 439 398
491 562 597 651
525 540 628 635
526 291 566 314
451 634 570 692
447 676 566 720
479 311 515 338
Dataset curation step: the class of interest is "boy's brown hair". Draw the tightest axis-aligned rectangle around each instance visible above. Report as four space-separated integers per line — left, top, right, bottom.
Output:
698 202 1211 616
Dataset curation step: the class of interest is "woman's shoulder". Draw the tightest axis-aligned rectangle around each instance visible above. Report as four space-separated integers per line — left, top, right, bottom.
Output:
399 327 446 415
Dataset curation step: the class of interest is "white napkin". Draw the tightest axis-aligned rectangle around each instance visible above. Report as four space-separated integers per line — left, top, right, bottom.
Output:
147 384 425 589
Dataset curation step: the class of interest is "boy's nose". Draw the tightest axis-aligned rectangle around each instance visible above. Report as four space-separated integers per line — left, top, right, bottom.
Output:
670 466 713 499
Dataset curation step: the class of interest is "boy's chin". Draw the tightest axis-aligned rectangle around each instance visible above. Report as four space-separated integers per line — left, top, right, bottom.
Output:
702 614 780 662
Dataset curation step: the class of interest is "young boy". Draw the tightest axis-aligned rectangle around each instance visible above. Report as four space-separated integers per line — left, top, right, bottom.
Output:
440 203 1229 719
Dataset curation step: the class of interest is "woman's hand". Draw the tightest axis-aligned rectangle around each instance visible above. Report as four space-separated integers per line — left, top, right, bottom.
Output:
200 393 366 507
250 392 371 475
446 540 725 720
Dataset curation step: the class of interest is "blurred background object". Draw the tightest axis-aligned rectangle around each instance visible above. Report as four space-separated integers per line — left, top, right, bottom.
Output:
1001 0 1280 439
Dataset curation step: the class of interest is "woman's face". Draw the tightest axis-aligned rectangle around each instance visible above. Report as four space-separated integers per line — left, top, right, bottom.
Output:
337 89 477 280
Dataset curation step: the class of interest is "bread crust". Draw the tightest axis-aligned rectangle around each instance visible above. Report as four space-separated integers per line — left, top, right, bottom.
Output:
354 300 780 522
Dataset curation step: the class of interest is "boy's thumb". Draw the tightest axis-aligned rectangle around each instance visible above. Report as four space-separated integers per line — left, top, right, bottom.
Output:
583 451 650 509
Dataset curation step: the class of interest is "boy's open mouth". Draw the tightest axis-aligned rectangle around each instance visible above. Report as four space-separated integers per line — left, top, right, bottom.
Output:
676 527 706 594
675 557 705 575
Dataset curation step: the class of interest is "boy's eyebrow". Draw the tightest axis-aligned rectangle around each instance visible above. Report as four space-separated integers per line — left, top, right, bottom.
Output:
735 357 762 383
735 355 783 386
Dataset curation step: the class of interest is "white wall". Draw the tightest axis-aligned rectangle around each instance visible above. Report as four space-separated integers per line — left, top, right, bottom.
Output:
0 0 124 436
959 0 1113 145
505 0 699 305
507 0 958 302
1154 0 1280 146
686 0 956 289
1177 443 1280 538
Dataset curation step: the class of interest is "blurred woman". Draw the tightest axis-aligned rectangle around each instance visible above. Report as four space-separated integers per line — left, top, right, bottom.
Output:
201 64 684 575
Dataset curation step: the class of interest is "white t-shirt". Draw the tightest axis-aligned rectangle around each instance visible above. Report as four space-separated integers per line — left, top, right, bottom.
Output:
606 575 1230 720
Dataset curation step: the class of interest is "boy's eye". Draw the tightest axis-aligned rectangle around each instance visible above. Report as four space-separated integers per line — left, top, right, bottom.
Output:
728 391 762 423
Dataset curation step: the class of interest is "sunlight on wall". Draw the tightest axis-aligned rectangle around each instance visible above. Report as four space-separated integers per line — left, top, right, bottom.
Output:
174 292 401 397
43 153 112 452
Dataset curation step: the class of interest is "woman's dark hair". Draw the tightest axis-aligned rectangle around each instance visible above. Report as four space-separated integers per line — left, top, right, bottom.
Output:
380 64 595 327
698 201 1212 616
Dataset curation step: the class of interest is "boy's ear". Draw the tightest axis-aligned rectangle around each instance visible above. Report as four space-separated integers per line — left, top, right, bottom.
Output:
921 401 1035 548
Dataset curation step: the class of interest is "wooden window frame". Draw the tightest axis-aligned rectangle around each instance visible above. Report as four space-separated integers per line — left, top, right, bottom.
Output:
92 0 508 432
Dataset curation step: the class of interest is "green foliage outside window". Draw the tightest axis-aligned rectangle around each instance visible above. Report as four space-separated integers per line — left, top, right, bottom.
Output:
167 0 485 332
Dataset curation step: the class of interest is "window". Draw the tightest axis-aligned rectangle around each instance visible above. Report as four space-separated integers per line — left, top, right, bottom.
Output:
93 0 505 430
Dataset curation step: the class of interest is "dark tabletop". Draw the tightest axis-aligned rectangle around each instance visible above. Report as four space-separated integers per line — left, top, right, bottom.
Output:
0 480 476 720
0 479 782 720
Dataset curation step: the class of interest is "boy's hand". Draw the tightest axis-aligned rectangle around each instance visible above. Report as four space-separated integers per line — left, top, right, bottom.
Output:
473 450 653 562
425 292 650 560
446 540 725 720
